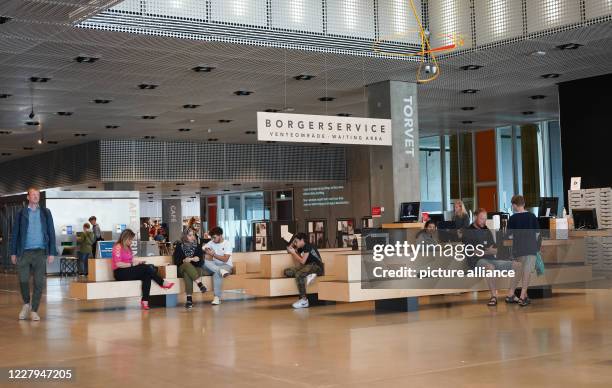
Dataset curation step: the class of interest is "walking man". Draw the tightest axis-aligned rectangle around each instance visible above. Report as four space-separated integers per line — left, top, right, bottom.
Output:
10 187 57 321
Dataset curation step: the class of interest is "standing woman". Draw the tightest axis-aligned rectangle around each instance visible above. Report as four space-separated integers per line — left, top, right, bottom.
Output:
174 228 207 309
112 229 174 310
452 200 471 232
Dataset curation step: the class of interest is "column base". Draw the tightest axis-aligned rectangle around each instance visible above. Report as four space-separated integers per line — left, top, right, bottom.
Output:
375 297 419 312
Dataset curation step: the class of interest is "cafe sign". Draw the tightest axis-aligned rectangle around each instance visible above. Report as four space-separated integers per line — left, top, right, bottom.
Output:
257 112 392 146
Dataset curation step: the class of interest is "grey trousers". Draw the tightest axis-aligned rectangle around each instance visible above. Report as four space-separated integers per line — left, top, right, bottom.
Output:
17 249 47 312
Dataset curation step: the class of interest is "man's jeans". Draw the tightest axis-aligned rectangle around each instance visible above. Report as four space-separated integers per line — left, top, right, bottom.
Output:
17 249 46 312
78 252 91 275
203 260 232 297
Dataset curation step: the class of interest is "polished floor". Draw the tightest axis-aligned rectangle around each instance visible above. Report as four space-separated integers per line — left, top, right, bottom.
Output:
1 274 612 387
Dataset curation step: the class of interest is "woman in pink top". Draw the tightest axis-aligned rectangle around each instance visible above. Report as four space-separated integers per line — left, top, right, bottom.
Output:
112 229 174 310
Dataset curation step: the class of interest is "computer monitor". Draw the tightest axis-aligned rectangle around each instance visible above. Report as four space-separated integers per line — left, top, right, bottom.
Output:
399 202 420 222
427 213 445 224
573 208 598 229
363 233 389 251
538 197 559 217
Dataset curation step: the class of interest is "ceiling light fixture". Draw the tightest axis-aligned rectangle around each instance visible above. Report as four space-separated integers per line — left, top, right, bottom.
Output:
47 140 58 144
25 121 40 126
318 97 335 102
522 111 535 115
29 77 50 83
541 73 561 79
207 138 219 142
74 133 87 137
264 109 279 113
294 74 315 81
0 16 13 24
56 111 73 116
461 89 479 94
461 120 474 124
337 113 352 117
142 115 157 119
245 131 256 135
146 186 155 189
138 84 158 90
23 147 34 150
192 66 215 72
0 130 11 135
218 119 232 123
234 90 253 96
1 152 12 156
176 183 185 186
105 125 119 129
0 93 11 98
143 135 156 139
74 56 99 63
37 139 43 145
461 107 476 111
93 99 111 104
530 95 547 100
183 104 200 109
460 65 483 70
178 128 191 132
556 43 582 50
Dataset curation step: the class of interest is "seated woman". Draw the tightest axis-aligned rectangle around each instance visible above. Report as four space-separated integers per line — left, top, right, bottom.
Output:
416 220 438 245
174 228 207 309
112 229 174 310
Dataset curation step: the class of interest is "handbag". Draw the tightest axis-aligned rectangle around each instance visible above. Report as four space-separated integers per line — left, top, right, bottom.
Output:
535 252 545 276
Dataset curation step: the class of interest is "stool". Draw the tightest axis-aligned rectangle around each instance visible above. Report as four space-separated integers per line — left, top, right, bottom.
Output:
60 256 79 277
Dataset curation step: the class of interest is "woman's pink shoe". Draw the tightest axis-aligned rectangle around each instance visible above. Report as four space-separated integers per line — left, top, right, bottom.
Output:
162 282 175 289
140 301 150 310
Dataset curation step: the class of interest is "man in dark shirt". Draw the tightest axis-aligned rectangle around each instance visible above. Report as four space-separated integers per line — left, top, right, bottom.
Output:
506 195 541 306
284 232 324 309
463 208 521 306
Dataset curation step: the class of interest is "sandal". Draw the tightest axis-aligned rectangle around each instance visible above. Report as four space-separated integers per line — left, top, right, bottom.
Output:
518 297 531 307
487 297 497 306
505 295 520 304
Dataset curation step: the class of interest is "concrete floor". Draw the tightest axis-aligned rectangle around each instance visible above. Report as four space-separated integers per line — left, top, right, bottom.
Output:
1 274 612 387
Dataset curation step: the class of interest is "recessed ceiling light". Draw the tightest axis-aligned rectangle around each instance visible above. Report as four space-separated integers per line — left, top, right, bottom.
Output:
232 183 241 186
201 186 210 189
105 125 119 129
1 152 12 156
47 140 58 144
93 99 111 104
252 186 261 189
0 93 11 98
74 56 99 63
23 147 34 150
0 130 12 135
29 76 50 83
88 185 97 189
56 111 73 116
25 121 39 126
171 194 178 197
234 90 253 96
556 43 582 50
266 141 276 143
146 186 155 189
176 183 185 186
264 109 279 113
245 131 256 135
148 200 154 203
460 65 483 70
183 104 200 109
0 16 13 24
146 192 154 195
223 189 230 192
461 120 474 124
178 128 191 132
144 135 156 139
337 113 352 117
172 189 180 192
461 89 479 94
142 115 157 119
522 111 535 115
461 107 476 111
218 119 232 123
318 97 335 102
529 50 547 56
74 133 87 137
530 95 547 100
294 74 315 81
192 66 215 72
207 138 219 142
138 84 158 90
541 73 561 79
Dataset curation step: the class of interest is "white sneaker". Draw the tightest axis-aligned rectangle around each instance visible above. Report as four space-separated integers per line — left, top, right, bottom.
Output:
211 296 221 305
305 273 317 287
292 298 309 309
30 312 40 321
219 268 230 278
19 304 31 320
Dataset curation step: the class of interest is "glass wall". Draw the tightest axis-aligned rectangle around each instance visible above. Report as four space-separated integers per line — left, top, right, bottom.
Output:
216 191 269 252
420 136 451 213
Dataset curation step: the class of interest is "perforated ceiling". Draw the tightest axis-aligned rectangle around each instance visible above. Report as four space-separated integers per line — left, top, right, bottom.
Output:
0 0 611 163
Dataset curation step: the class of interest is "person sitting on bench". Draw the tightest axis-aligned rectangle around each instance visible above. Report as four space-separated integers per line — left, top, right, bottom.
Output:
463 208 521 307
112 229 174 310
203 227 233 306
174 228 207 309
284 233 325 309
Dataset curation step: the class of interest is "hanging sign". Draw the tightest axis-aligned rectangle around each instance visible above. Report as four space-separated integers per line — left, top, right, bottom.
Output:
257 112 392 146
